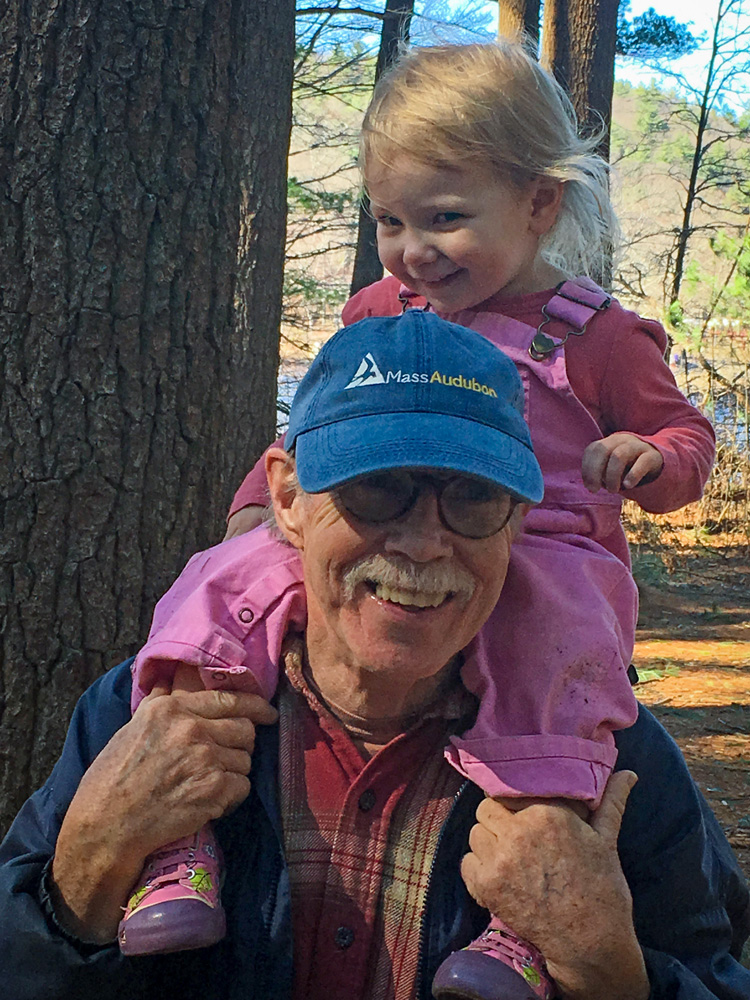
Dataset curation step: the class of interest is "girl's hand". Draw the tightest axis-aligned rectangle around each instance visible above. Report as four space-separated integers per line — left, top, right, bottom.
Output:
582 433 664 494
224 504 265 540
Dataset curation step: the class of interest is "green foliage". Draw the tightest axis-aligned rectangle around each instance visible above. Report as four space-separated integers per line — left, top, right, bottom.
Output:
288 176 355 216
283 268 347 312
635 663 681 684
630 85 672 160
617 2 698 60
706 231 750 320
667 299 685 330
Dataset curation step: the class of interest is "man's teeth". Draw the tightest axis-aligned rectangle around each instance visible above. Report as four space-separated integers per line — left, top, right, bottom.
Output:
373 583 448 608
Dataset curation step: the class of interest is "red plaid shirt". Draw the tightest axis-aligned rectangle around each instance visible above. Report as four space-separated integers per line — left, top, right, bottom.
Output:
278 638 477 1000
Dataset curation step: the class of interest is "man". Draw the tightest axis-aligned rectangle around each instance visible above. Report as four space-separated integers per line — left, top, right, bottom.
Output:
1 312 748 1000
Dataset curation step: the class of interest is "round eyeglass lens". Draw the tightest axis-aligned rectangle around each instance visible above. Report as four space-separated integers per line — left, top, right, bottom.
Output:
440 477 514 538
336 471 415 523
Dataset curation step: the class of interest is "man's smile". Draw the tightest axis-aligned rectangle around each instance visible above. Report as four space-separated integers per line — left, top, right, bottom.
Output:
367 579 454 609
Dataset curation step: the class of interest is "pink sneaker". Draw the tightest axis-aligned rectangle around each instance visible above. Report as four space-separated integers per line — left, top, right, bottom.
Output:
118 823 226 956
432 917 555 1000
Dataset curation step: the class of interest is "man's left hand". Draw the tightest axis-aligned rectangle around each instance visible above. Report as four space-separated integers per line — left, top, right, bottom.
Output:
460 771 650 1000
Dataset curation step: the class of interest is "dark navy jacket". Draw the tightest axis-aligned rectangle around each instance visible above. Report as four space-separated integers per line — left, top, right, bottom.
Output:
1 659 749 1000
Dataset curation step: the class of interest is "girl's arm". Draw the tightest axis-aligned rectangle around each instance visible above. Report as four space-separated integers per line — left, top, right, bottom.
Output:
571 306 715 514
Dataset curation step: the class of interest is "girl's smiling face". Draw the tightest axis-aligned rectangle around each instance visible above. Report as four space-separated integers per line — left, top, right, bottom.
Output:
367 155 563 313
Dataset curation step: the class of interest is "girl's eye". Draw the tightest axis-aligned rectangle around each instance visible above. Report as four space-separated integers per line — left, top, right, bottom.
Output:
375 214 402 228
435 212 465 224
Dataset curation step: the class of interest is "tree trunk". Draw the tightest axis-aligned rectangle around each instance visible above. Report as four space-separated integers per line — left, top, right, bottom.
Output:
541 0 620 160
669 8 721 307
0 0 294 835
498 0 541 48
349 0 415 297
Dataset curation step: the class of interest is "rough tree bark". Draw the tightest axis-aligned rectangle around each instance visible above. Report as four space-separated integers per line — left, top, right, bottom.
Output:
541 0 620 160
349 0 415 297
0 0 295 835
498 0 541 48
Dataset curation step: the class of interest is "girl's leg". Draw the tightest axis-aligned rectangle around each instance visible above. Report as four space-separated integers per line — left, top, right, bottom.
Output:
435 535 632 999
118 663 227 956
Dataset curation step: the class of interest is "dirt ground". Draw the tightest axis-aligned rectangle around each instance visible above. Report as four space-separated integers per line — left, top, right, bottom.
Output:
630 522 750 947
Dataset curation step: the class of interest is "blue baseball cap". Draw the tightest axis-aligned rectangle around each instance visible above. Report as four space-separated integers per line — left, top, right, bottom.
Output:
286 310 544 504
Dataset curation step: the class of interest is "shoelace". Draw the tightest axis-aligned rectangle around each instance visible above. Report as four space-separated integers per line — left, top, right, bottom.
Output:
472 925 539 965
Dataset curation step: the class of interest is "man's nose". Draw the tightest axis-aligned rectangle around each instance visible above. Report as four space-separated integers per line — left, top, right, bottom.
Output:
401 229 439 270
383 492 454 562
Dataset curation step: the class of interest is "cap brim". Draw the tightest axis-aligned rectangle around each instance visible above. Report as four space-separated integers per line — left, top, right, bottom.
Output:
294 411 544 504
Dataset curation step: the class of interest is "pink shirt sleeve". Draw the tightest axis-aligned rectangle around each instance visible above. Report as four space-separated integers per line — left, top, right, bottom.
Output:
228 435 285 518
567 304 715 514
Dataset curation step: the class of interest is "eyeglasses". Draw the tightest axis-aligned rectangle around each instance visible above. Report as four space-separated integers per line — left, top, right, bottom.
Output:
333 470 518 539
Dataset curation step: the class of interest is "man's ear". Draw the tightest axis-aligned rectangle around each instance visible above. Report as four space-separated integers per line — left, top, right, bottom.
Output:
529 176 564 236
266 448 305 550
508 502 530 539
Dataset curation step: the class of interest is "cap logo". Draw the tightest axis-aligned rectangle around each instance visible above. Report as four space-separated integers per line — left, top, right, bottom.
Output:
430 371 498 397
345 353 385 388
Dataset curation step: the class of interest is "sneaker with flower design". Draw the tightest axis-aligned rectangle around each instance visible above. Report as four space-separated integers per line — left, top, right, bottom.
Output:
432 917 556 1000
118 823 226 956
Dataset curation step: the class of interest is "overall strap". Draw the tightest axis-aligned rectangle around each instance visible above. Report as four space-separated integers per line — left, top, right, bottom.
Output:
529 277 611 361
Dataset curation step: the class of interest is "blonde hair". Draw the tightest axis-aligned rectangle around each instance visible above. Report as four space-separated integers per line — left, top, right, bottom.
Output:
361 40 619 282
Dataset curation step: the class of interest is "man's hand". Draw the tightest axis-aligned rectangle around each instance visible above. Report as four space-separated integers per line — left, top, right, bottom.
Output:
51 687 277 944
460 772 650 1000
582 433 663 494
224 505 265 540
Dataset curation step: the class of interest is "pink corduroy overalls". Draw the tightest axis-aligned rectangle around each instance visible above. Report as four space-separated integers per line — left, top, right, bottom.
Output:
131 278 638 808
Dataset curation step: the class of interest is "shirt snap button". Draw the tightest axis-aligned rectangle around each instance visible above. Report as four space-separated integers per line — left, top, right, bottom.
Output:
335 926 355 949
238 607 254 624
358 789 376 812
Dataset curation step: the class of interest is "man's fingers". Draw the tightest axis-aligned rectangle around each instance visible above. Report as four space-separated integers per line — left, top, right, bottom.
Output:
216 746 253 776
182 689 279 725
213 772 252 817
208 716 259 753
590 770 637 843
475 795 514 825
459 851 492 911
467 819 500 857
141 680 172 701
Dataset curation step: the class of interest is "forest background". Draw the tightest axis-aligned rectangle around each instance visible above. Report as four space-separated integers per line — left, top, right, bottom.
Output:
0 0 749 897
282 2 750 896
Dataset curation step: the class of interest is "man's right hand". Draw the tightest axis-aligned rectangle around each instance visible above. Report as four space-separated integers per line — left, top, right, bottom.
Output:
50 687 277 944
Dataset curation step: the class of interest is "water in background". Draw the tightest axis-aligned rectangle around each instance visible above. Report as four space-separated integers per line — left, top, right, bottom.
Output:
277 359 312 434
278 347 750 451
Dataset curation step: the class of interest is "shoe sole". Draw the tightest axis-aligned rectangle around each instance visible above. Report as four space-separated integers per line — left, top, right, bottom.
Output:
432 949 546 1000
119 898 227 956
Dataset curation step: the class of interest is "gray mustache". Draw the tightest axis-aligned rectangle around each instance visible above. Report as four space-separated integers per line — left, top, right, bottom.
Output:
341 553 476 602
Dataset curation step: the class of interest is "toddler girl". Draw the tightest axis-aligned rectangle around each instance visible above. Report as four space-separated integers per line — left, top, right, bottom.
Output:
120 39 714 1000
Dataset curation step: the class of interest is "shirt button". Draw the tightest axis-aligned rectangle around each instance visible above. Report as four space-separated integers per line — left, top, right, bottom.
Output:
335 925 355 949
238 607 254 624
358 789 376 812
